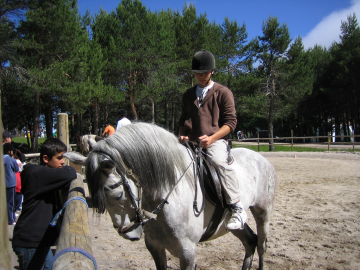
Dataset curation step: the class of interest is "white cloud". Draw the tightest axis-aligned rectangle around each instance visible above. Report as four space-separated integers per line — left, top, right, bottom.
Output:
303 0 360 49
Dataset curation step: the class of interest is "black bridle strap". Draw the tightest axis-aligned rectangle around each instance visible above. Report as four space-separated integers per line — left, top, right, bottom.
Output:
99 152 149 233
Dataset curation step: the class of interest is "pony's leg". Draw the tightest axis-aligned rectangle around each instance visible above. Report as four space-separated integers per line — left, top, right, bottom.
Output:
179 245 197 270
250 206 271 270
230 223 258 270
145 235 167 270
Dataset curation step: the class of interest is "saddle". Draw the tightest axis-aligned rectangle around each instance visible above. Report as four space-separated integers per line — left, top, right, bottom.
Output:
184 141 231 242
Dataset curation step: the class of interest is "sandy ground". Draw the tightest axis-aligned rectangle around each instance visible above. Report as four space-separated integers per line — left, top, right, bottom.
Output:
8 151 360 269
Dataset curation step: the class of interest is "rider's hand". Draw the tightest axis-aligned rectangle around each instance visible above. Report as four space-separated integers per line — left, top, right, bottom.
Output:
178 135 189 144
199 135 214 149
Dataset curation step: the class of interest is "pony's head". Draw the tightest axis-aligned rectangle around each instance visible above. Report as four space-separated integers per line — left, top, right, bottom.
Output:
65 147 144 240
66 122 189 241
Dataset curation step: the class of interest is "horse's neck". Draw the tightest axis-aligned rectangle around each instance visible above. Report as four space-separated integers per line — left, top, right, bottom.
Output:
145 147 197 209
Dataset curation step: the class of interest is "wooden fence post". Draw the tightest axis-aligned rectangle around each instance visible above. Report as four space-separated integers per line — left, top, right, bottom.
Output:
353 133 355 152
51 174 96 270
57 113 69 152
0 128 11 270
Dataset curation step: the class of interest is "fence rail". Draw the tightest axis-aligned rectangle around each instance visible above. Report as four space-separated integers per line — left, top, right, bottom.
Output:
230 134 360 152
51 174 96 270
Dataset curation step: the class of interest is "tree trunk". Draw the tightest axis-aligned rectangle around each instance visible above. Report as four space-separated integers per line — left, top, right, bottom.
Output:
343 112 348 142
165 101 169 130
104 103 108 123
129 83 137 120
227 64 231 89
75 113 81 136
351 108 358 142
268 81 275 151
335 117 340 142
70 113 75 143
171 101 176 133
149 98 154 124
45 105 53 139
0 83 12 270
94 101 99 135
31 91 40 153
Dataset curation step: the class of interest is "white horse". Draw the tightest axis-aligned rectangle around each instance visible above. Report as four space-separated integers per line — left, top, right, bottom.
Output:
65 122 277 270
75 134 102 155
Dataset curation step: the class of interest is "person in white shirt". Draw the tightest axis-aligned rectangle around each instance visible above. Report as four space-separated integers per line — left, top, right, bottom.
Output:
116 109 131 131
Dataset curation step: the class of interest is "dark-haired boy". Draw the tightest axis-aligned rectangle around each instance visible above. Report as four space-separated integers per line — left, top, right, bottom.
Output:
116 109 131 131
12 138 77 270
3 131 14 144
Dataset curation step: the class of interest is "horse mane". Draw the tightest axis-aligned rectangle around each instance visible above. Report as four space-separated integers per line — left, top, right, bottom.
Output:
85 122 190 213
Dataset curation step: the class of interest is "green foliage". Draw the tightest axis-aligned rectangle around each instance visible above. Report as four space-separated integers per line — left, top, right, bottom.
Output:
1 1 360 147
256 16 291 71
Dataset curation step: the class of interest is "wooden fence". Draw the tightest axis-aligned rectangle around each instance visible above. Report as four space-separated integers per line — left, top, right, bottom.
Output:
231 133 360 152
50 174 96 270
47 113 96 269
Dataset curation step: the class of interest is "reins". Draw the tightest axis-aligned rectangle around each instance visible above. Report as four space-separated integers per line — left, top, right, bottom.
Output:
183 139 206 217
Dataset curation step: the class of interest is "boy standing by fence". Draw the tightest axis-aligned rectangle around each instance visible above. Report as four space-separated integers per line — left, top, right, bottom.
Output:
12 138 77 270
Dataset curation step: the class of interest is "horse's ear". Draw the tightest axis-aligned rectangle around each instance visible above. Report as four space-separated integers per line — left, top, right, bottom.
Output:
64 152 86 165
89 138 97 148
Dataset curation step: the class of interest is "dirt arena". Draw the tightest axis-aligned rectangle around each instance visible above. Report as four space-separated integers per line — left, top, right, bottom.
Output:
9 151 360 269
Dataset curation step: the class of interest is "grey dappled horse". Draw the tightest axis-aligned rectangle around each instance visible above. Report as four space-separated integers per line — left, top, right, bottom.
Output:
65 122 277 270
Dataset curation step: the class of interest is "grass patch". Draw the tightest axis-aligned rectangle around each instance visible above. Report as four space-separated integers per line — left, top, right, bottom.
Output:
12 137 47 153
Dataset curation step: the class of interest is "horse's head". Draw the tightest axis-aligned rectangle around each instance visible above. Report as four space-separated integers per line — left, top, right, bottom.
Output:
64 150 144 241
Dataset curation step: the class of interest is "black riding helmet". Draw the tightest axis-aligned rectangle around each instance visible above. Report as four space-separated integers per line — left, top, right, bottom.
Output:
191 49 215 73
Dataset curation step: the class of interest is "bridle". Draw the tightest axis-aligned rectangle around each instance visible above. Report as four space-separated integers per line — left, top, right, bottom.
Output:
104 163 156 233
101 152 196 234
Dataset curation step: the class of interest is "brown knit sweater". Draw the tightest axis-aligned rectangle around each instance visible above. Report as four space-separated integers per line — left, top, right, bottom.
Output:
178 82 237 141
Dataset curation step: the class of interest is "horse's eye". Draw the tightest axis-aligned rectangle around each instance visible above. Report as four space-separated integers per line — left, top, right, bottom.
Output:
116 191 124 200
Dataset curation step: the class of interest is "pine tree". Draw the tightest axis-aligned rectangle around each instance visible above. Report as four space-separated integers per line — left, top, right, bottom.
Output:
219 17 250 89
16 0 88 151
254 16 292 150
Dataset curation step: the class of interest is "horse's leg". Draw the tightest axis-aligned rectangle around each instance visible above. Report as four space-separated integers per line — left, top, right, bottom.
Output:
144 235 167 270
250 206 271 270
230 223 258 270
179 244 197 270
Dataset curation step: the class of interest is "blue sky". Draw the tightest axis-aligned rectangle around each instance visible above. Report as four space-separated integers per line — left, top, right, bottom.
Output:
76 0 360 50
